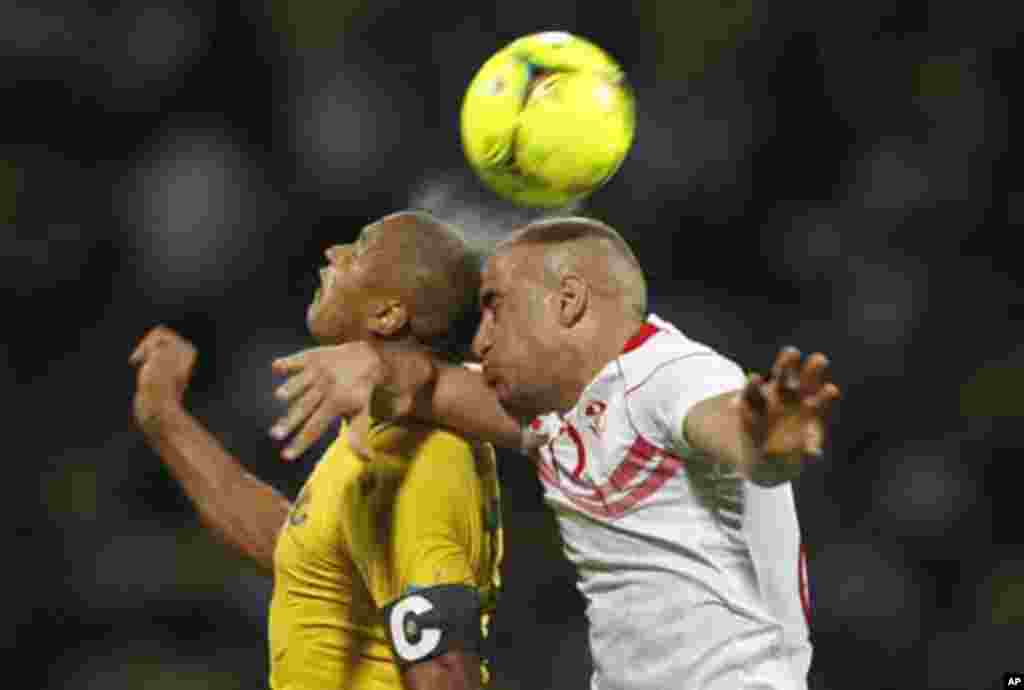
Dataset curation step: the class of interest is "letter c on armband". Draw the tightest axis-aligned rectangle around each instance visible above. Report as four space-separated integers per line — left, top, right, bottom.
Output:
382 584 483 667
388 594 443 662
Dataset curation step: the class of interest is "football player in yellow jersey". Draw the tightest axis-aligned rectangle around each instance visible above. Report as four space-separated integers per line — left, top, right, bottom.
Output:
130 210 502 690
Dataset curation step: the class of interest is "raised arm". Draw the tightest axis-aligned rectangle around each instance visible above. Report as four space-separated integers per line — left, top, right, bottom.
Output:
269 342 529 462
683 347 840 486
131 326 291 571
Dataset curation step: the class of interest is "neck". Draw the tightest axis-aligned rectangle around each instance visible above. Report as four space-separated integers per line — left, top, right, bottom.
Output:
555 313 645 412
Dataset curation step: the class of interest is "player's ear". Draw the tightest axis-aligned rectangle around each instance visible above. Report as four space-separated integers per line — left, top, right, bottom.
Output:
557 273 588 327
369 299 410 337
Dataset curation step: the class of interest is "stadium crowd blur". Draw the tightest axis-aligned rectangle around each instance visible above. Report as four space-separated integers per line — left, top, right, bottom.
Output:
5 1 1018 689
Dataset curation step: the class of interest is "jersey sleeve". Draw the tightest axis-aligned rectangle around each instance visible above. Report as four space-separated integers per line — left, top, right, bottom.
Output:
390 433 479 595
629 351 746 457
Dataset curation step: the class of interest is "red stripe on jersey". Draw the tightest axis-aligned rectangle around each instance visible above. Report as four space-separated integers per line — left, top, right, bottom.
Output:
564 421 587 479
621 322 660 354
535 435 684 519
607 435 659 489
799 543 812 626
542 434 660 497
600 451 683 518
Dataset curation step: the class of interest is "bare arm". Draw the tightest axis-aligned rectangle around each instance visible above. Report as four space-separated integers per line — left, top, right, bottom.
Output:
132 326 291 571
404 650 481 690
138 404 290 571
270 342 527 461
419 361 523 449
683 348 840 486
684 391 791 486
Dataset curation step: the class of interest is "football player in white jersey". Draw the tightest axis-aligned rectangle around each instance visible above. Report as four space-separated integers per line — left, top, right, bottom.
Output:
270 217 841 690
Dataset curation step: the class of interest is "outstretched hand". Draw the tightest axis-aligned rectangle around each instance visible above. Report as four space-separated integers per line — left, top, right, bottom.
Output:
735 346 841 470
269 343 387 461
268 341 437 462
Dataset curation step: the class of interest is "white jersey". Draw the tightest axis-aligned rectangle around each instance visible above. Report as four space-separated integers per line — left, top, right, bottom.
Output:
529 314 812 690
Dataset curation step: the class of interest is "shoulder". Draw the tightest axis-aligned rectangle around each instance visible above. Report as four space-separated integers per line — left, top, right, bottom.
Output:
309 431 370 497
617 318 744 443
619 317 741 397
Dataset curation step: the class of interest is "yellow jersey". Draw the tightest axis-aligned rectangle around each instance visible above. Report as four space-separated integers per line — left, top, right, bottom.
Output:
268 420 502 690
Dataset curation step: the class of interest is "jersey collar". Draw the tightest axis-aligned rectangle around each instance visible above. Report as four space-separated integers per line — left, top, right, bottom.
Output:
621 321 659 354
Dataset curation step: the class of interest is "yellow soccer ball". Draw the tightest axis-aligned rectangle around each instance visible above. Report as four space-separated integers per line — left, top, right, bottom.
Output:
460 31 635 208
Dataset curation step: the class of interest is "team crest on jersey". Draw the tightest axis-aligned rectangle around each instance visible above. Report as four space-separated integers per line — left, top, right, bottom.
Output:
583 400 608 436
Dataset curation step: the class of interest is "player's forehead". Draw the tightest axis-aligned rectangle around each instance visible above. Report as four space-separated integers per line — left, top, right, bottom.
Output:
355 215 412 259
360 217 394 245
482 244 537 292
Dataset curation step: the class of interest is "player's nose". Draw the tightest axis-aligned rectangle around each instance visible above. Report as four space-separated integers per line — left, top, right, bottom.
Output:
325 245 349 263
472 321 492 360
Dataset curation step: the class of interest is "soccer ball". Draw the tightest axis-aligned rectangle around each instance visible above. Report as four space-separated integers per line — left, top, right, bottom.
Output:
460 31 635 208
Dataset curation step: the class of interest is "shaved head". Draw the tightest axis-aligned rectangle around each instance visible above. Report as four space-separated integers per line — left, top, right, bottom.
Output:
498 216 647 319
366 210 482 357
473 216 649 417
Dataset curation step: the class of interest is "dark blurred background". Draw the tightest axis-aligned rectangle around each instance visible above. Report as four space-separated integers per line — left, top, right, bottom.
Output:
6 1 1020 688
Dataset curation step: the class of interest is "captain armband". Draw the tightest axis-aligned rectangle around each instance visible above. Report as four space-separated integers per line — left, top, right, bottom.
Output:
382 584 482 667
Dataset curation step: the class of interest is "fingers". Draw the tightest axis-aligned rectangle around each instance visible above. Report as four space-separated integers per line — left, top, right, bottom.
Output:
802 422 825 458
771 346 803 400
275 369 315 403
736 348 841 469
346 412 374 462
129 343 146 366
282 408 334 462
270 385 325 443
130 326 162 365
129 334 148 365
272 350 312 375
768 348 836 402
129 325 178 366
803 381 841 416
741 373 768 416
799 352 830 397
798 382 840 458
